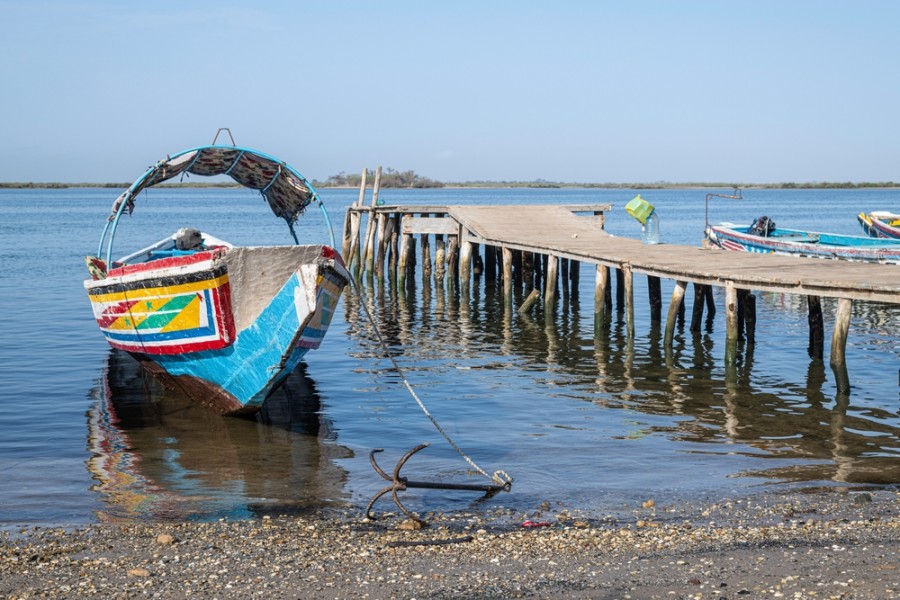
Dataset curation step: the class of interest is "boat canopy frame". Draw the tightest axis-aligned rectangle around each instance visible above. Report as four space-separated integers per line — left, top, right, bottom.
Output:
97 143 336 264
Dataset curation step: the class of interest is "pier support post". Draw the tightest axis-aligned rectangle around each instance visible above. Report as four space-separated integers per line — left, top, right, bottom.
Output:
420 230 432 284
345 168 367 273
724 281 739 365
744 292 756 345
648 276 662 324
830 298 852 369
502 247 513 306
594 265 609 329
398 226 412 287
459 239 473 295
623 265 634 338
664 280 687 348
615 268 625 312
807 295 824 360
362 167 382 276
375 212 388 279
544 255 559 313
434 234 446 283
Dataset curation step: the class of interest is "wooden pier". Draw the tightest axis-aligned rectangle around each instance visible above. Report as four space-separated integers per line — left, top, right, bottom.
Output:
340 171 900 382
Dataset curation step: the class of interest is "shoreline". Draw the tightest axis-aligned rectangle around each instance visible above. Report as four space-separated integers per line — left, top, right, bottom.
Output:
2 488 896 598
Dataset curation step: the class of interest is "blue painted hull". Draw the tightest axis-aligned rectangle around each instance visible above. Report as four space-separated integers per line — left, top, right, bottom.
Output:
137 248 349 415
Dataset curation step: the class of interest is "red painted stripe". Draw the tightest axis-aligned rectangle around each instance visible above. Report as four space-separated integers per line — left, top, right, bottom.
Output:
108 248 227 278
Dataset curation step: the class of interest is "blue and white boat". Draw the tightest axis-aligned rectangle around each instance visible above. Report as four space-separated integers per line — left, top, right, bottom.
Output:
84 135 350 415
705 217 900 264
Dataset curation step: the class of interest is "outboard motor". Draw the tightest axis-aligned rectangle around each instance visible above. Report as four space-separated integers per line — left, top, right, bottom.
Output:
749 216 775 237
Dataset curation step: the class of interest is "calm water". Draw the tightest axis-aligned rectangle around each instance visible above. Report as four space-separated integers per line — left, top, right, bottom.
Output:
0 186 897 528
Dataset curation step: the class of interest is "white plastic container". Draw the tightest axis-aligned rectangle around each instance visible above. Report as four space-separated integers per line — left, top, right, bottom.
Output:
641 210 660 244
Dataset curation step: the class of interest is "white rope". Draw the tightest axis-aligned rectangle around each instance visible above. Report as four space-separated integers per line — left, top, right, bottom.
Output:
349 278 513 489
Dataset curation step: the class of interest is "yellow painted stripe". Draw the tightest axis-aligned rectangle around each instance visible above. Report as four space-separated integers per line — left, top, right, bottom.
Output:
90 274 229 304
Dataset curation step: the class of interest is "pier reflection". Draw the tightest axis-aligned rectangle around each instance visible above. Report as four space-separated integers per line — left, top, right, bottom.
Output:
86 350 350 523
343 278 899 488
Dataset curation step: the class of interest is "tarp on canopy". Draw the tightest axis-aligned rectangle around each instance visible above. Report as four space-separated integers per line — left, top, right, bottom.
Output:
110 145 315 223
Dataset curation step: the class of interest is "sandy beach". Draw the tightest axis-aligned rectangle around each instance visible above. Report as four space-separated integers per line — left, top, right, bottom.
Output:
1 488 897 599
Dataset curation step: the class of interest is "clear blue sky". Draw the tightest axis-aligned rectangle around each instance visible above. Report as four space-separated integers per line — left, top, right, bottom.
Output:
2 1 898 183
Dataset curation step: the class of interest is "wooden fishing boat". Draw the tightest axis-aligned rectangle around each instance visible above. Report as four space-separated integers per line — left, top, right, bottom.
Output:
84 136 350 415
704 217 900 264
857 211 900 240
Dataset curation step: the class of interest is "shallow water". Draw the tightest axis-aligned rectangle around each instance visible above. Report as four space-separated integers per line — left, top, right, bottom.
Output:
0 186 897 528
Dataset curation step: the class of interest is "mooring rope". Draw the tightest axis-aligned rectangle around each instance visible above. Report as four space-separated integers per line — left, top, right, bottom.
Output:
348 278 513 490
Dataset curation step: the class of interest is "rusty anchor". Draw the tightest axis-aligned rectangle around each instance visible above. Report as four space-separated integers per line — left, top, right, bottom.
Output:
365 443 511 526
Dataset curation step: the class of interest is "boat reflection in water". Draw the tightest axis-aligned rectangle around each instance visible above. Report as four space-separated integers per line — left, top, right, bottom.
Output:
86 350 351 523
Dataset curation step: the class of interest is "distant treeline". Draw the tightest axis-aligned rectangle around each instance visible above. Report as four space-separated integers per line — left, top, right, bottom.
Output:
313 168 444 188
2 178 898 190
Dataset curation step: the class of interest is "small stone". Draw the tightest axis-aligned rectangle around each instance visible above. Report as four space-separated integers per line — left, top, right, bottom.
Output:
642 499 655 509
127 568 150 577
397 519 424 531
156 534 175 545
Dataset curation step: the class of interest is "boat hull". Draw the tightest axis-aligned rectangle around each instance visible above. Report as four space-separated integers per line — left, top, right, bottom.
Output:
858 212 900 240
705 224 900 264
85 245 349 415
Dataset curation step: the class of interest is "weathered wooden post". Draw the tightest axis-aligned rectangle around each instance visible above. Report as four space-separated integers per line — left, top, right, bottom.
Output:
807 295 824 360
388 213 400 278
522 252 535 291
724 281 739 365
459 238 473 295
616 268 625 312
375 209 389 279
830 298 852 369
420 227 432 285
623 265 634 338
397 214 412 288
544 254 559 313
362 166 382 276
434 234 446 283
502 247 513 305
648 276 662 324
664 280 688 348
446 234 459 284
594 264 609 330
744 292 756 344
346 168 368 274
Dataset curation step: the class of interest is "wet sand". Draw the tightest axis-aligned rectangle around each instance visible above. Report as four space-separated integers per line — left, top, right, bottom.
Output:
1 489 897 599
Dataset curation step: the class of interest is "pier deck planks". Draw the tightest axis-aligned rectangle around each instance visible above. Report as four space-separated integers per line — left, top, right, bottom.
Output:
430 204 900 304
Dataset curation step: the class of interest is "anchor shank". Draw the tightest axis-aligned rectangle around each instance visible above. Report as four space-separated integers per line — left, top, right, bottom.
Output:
402 479 506 493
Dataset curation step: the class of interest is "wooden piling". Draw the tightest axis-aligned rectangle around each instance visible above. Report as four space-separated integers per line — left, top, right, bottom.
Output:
361 167 382 275
724 281 739 364
420 229 432 284
594 265 609 326
544 255 559 312
648 276 662 324
623 265 634 337
807 295 824 360
664 280 688 348
345 168 367 273
830 297 852 367
502 247 513 304
519 288 541 315
434 233 446 282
